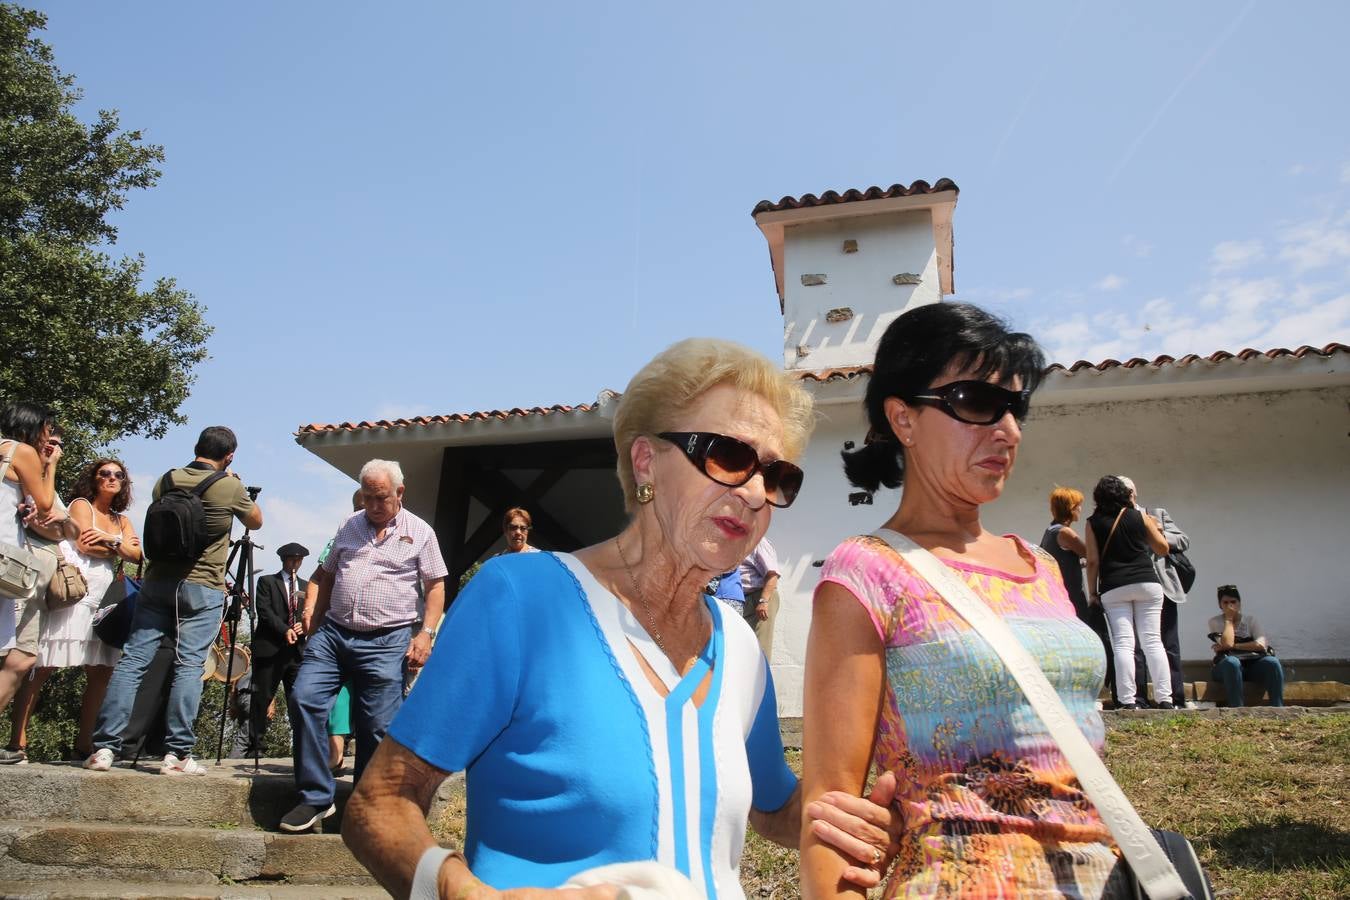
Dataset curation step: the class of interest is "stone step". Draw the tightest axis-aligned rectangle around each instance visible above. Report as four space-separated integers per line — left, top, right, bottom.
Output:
0 759 352 831
0 880 390 899
0 820 375 886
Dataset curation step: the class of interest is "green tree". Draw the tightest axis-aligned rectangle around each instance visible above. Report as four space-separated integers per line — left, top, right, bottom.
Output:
0 3 211 479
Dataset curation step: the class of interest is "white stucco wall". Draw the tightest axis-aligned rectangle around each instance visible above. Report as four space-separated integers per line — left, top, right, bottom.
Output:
781 211 942 371
766 385 1350 715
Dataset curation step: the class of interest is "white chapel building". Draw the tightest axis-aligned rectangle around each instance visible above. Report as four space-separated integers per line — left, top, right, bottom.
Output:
298 179 1349 714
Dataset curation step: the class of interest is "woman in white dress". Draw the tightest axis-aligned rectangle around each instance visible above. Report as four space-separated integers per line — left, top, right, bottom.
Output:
8 458 142 759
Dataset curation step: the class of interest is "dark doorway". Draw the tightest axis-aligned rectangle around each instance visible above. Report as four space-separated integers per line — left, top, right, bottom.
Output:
432 438 627 598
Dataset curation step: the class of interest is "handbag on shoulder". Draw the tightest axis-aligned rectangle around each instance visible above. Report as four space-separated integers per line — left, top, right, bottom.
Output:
44 549 88 609
872 529 1214 900
1167 548 1197 594
0 441 46 601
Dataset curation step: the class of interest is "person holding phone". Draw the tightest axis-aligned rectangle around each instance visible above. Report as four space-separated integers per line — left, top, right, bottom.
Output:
7 458 142 761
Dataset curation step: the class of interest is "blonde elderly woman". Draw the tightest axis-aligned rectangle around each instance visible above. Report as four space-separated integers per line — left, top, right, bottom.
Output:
344 339 899 899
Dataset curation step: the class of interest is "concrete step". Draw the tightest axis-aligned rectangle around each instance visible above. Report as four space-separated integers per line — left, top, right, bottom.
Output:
0 759 352 831
1097 680 1348 707
0 820 375 886
0 880 390 899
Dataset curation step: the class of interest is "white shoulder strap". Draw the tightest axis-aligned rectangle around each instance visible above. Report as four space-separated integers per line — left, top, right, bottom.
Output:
871 528 1189 900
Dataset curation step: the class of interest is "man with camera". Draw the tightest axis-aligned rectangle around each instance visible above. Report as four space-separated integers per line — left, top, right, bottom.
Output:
86 426 264 776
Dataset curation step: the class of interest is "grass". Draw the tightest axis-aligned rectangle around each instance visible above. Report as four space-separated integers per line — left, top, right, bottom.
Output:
431 712 1350 899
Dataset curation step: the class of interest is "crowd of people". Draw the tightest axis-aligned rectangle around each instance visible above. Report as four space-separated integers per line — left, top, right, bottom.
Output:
1039 479 1284 711
0 299 1290 897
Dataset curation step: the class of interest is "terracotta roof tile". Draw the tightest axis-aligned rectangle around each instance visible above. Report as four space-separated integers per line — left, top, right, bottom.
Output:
752 178 959 216
297 344 1347 437
794 342 1349 383
296 391 618 437
1044 342 1348 373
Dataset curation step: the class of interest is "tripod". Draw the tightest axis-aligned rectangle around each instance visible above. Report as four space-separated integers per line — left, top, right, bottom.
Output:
214 486 262 765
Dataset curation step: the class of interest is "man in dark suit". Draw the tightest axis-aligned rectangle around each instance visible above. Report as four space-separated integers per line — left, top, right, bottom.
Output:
247 542 309 755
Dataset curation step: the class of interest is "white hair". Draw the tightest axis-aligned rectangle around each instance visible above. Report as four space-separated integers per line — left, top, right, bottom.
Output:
359 459 404 490
1116 475 1136 495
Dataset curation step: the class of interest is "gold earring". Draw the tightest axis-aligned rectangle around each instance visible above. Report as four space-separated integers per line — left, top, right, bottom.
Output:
635 482 655 505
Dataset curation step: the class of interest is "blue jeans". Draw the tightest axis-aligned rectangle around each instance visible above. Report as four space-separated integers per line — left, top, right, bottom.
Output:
289 620 410 807
1212 655 1285 707
94 579 225 756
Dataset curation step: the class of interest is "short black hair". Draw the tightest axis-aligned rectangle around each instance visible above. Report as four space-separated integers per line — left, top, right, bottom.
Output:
0 402 57 449
1092 475 1133 516
194 426 238 461
1217 584 1241 603
841 303 1046 492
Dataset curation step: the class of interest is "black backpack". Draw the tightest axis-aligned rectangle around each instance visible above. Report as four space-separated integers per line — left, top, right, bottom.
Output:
142 470 230 562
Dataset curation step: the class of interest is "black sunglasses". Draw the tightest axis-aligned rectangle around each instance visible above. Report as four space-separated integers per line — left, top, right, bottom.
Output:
908 380 1031 426
656 432 804 509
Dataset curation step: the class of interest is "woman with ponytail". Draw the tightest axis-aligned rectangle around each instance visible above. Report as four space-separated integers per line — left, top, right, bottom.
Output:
801 303 1132 897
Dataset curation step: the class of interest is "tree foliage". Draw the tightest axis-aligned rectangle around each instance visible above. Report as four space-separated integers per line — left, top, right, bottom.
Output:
0 4 211 475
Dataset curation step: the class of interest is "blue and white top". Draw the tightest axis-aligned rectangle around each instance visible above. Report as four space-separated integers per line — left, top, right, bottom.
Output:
390 551 796 898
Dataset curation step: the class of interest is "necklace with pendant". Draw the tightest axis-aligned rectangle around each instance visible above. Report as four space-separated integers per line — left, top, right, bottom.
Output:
614 537 667 655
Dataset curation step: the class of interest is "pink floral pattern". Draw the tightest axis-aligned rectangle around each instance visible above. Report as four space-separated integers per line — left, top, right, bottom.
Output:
820 535 1123 898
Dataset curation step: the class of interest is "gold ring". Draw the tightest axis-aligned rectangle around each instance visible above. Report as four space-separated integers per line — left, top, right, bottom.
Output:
872 847 883 866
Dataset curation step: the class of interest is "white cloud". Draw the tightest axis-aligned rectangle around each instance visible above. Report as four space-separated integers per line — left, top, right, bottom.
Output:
1288 163 1310 177
1122 234 1154 258
1247 291 1350 350
1095 274 1126 291
258 491 355 568
1276 220 1350 273
1210 239 1265 272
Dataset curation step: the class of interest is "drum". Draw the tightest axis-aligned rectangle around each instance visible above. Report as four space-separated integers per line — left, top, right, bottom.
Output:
203 642 251 683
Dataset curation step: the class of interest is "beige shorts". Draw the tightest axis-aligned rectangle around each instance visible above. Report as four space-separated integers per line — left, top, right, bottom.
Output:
3 597 42 657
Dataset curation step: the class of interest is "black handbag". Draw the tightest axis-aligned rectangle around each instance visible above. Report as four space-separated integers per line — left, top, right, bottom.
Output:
1167 549 1196 593
92 569 141 649
1124 829 1215 899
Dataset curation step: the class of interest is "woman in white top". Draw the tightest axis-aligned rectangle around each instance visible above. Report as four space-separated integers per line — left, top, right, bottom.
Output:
8 458 142 759
0 403 65 758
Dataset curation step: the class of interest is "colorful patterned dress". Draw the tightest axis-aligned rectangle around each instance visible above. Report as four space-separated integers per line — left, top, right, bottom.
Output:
820 534 1122 898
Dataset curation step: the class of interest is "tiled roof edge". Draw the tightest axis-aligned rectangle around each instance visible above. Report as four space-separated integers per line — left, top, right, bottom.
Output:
752 178 959 216
297 344 1347 435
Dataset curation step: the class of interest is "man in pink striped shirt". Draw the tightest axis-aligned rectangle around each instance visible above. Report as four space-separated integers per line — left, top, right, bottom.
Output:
281 459 447 833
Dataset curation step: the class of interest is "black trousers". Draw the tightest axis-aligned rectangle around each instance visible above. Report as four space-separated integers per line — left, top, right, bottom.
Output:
248 646 304 753
1134 598 1185 706
1084 604 1116 704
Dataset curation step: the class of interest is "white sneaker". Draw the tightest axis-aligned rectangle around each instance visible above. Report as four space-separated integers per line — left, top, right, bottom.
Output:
160 753 208 776
84 748 114 771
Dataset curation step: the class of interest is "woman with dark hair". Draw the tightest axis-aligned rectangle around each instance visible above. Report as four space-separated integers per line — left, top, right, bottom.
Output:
801 303 1133 897
8 458 143 759
0 402 66 763
1084 475 1171 711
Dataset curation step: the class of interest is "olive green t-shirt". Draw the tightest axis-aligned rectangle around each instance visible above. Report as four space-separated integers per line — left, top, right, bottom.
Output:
144 464 256 591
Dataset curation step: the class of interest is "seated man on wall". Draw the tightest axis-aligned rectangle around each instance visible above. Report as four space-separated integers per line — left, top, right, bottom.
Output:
1208 584 1284 707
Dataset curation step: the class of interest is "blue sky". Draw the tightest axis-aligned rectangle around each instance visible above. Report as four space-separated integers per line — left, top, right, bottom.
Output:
29 0 1350 557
